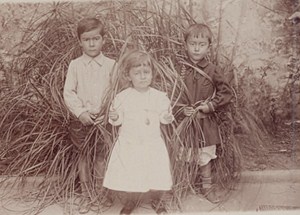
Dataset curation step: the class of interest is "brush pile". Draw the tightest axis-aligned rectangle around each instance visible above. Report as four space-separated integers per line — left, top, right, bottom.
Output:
0 1 270 213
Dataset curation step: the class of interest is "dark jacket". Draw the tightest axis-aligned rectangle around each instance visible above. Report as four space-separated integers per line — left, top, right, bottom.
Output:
179 57 233 147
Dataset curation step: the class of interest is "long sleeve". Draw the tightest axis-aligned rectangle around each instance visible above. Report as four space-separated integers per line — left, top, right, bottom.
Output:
208 66 233 111
158 92 174 124
63 54 117 118
63 61 87 118
108 94 123 126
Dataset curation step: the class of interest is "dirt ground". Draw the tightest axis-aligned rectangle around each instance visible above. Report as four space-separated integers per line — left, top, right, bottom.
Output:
242 121 300 171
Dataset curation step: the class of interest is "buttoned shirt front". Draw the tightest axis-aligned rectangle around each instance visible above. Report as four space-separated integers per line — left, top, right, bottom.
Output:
63 53 116 118
183 58 232 110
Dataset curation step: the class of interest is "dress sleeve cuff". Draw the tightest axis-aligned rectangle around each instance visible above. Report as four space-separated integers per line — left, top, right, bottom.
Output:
159 111 174 124
108 113 123 126
75 108 89 118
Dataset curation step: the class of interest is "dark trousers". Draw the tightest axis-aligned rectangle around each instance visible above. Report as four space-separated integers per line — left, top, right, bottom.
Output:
69 119 106 193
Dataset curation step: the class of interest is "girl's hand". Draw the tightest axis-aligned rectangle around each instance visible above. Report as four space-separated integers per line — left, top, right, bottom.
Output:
163 112 173 123
197 104 210 113
109 110 119 121
183 106 195 116
78 111 94 126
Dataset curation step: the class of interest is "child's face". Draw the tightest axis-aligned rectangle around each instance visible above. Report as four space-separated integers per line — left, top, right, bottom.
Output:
185 35 210 64
127 61 152 92
79 27 104 58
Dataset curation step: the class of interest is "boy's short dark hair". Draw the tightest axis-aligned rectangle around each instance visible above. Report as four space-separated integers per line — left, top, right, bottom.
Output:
184 23 213 44
77 17 105 39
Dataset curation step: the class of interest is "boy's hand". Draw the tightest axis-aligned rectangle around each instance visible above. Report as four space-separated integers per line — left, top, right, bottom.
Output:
183 106 195 116
197 104 210 113
94 115 104 125
109 110 119 121
78 111 94 126
163 112 173 123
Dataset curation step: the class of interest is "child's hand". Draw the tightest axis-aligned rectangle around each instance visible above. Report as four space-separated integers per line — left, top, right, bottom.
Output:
197 104 210 113
163 112 173 123
78 111 94 126
183 106 195 116
94 115 104 125
109 110 119 121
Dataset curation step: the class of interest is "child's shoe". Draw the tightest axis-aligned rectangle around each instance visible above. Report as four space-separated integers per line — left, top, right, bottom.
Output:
120 201 136 215
78 196 91 214
78 182 93 214
151 200 167 214
98 188 114 208
201 187 220 204
78 195 102 213
199 176 220 204
101 194 114 207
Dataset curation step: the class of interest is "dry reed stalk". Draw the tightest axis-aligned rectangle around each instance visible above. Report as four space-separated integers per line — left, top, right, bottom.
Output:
0 0 271 213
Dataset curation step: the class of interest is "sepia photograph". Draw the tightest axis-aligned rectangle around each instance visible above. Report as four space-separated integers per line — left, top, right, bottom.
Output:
0 0 299 214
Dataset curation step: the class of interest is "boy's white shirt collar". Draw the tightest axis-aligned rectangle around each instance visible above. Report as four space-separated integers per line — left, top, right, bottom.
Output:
82 52 104 67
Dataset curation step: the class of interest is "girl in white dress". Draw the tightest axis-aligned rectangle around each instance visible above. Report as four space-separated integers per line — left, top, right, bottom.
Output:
103 49 174 214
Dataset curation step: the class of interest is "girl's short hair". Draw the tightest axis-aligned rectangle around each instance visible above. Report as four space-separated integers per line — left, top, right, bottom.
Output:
77 18 105 39
118 49 156 88
120 49 154 76
184 23 213 44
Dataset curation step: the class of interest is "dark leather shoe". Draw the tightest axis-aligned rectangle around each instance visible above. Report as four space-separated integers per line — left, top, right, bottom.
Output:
78 197 91 214
201 188 220 204
101 195 114 207
120 202 135 215
151 200 167 214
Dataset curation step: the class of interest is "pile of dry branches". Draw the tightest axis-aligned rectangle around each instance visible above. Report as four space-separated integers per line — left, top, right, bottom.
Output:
0 1 269 213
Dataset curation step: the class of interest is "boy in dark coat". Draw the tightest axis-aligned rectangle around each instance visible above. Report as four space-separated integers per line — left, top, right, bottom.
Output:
177 23 233 203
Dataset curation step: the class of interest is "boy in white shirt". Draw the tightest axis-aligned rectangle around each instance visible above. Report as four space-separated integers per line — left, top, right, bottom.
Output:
63 17 116 213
